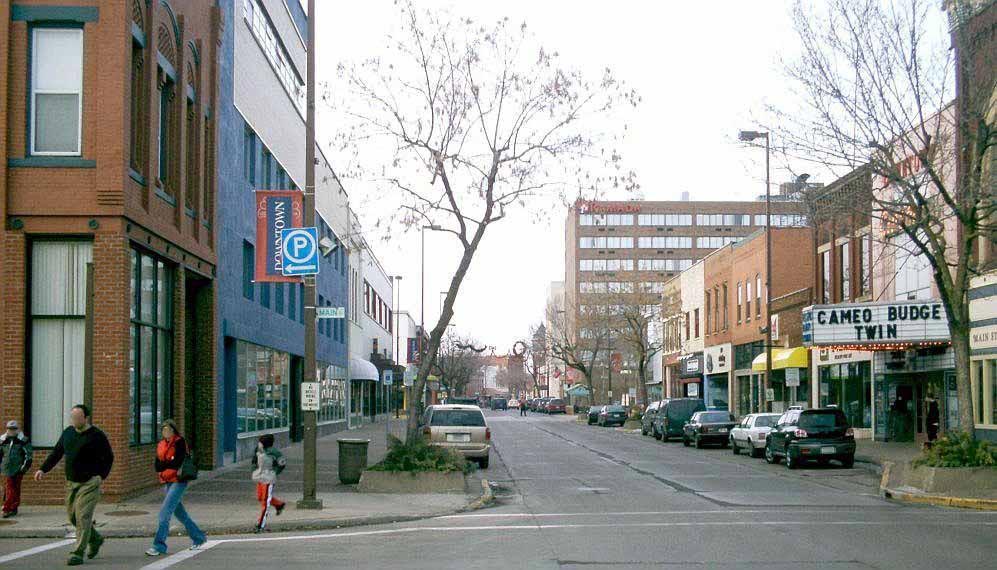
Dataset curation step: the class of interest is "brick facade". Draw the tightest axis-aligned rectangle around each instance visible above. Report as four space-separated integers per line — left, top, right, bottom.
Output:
2 1 220 503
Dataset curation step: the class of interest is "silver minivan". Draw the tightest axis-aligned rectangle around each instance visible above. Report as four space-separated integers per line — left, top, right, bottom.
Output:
421 405 491 468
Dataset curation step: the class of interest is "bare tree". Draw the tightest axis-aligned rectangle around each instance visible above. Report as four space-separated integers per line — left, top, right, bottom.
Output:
328 1 638 438
547 303 612 404
606 288 664 408
433 330 487 398
765 0 995 436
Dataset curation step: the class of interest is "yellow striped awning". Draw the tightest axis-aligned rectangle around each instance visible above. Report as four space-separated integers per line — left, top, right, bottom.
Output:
751 347 810 371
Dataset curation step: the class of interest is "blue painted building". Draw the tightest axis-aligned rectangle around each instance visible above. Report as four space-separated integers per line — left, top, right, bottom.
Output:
215 0 349 464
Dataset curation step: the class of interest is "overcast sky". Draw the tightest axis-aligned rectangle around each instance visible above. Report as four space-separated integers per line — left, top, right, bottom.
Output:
312 0 809 351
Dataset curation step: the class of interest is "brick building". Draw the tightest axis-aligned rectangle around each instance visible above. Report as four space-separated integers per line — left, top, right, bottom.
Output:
702 245 733 410
1 0 221 502
564 197 806 403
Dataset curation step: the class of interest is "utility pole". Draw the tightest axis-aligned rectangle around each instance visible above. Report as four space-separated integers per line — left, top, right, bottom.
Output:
763 132 772 414
298 0 321 510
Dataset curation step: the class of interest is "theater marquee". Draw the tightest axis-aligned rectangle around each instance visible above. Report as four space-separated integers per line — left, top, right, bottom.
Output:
802 300 950 348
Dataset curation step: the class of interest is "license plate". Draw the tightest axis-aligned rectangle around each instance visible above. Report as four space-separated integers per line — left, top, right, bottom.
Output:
447 433 471 443
719 428 728 433
821 446 836 454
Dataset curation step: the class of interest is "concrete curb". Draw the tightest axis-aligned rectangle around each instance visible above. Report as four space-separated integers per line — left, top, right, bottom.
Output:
0 483 492 539
882 488 997 511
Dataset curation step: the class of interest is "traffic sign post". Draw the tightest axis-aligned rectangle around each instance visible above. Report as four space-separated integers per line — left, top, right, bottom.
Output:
281 227 320 276
301 382 320 411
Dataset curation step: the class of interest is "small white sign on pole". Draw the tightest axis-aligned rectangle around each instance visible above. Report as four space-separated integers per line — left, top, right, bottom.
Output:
383 370 394 386
301 382 320 411
785 368 800 387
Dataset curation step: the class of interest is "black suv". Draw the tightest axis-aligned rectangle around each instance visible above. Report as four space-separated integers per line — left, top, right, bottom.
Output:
653 398 706 441
682 411 736 448
764 407 856 469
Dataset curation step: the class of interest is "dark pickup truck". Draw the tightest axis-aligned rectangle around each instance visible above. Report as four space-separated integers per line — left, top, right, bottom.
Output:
683 411 737 448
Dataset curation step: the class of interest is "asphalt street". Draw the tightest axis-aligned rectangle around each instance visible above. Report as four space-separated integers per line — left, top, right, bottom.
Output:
1 411 994 569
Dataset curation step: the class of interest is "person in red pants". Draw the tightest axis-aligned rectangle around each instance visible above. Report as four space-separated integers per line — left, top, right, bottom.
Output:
1 420 33 518
251 434 286 532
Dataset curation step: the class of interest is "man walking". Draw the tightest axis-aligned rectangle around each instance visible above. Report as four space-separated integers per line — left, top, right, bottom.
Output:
35 405 114 566
1 420 33 518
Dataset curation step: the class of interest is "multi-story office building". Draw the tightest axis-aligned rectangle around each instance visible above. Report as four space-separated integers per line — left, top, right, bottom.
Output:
216 0 350 463
564 197 806 402
1 0 221 501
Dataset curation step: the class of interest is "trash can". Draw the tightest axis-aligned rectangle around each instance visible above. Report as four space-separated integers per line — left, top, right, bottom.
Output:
338 438 370 484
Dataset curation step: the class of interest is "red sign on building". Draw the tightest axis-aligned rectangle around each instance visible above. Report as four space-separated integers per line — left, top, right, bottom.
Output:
255 190 304 283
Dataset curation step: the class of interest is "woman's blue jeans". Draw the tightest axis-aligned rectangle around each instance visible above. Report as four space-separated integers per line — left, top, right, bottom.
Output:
153 482 206 553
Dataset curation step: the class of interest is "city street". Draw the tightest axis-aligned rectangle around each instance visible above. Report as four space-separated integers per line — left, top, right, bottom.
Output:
1 411 994 569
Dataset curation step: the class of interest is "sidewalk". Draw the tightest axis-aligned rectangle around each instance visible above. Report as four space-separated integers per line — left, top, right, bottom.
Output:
854 440 921 472
1 418 485 538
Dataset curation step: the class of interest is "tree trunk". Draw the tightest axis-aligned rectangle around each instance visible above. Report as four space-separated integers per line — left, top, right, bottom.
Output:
950 320 977 438
405 237 484 440
638 360 649 409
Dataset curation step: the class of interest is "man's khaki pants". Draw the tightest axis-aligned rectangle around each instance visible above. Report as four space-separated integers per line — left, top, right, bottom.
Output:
66 476 102 558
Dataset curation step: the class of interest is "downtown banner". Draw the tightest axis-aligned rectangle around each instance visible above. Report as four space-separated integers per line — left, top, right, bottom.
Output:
255 190 304 283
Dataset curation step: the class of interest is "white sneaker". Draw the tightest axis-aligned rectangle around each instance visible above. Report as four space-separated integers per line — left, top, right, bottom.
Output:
189 543 206 551
145 548 162 557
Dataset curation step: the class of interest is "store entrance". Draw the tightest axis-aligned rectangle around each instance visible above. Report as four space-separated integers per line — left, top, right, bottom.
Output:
882 372 946 443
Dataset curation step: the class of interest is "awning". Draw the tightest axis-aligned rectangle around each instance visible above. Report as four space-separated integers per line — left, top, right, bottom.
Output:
644 379 662 386
350 357 379 381
752 347 809 372
565 384 591 397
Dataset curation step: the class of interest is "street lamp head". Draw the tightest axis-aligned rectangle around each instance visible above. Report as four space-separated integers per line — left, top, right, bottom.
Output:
795 173 811 185
738 130 767 142
423 224 442 231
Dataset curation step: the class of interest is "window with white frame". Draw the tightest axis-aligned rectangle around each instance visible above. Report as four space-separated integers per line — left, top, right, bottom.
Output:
30 241 91 446
894 233 932 300
605 237 633 249
243 0 306 114
31 28 84 155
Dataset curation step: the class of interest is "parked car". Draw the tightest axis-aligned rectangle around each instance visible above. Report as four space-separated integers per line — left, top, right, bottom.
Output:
545 398 566 414
598 405 628 427
587 406 604 425
682 411 737 448
508 399 521 409
490 398 508 411
420 404 491 468
536 397 552 413
729 413 781 457
765 407 856 469
641 400 665 436
652 398 706 441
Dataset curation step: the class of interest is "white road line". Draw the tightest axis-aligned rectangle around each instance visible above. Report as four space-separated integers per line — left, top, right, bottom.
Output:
139 541 222 570
436 508 932 519
0 539 74 565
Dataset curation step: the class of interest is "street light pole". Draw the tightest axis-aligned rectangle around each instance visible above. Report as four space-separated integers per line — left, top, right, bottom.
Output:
739 129 772 414
394 276 402 418
298 0 321 510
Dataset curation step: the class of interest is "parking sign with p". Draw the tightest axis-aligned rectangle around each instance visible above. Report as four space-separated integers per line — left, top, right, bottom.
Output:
281 227 320 276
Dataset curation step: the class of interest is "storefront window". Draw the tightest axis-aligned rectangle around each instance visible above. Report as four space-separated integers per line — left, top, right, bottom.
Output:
317 362 347 424
819 362 872 428
706 375 728 410
236 341 291 434
130 248 174 445
991 360 996 424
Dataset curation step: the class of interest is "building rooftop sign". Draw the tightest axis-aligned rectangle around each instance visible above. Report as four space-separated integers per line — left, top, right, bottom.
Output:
576 200 641 214
802 300 950 349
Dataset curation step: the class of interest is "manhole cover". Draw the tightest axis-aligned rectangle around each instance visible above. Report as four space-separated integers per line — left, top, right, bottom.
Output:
105 510 149 517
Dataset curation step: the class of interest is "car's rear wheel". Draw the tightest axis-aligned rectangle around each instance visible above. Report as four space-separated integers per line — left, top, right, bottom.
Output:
641 425 648 436
661 433 669 442
764 442 779 464
653 428 663 441
749 441 762 458
785 448 798 470
840 455 855 469
682 436 690 447
695 436 704 449
731 437 739 454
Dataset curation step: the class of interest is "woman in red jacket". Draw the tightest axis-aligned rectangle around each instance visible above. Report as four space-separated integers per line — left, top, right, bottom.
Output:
145 420 206 557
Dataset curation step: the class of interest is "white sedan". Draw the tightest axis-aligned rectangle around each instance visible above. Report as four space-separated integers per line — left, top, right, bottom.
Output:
729 413 781 457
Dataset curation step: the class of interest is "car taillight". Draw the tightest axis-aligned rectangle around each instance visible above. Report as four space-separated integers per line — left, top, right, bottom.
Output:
794 429 808 438
486 428 491 441
845 427 854 437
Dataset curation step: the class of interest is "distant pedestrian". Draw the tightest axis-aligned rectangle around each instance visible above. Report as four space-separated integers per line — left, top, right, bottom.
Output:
145 420 206 557
252 434 287 532
520 402 527 417
1 420 33 518
35 404 113 567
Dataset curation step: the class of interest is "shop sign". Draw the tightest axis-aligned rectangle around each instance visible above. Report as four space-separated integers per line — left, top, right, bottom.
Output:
576 199 641 214
680 353 703 377
785 368 800 387
704 344 731 375
971 324 997 351
802 301 949 346
687 383 699 397
815 348 872 365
